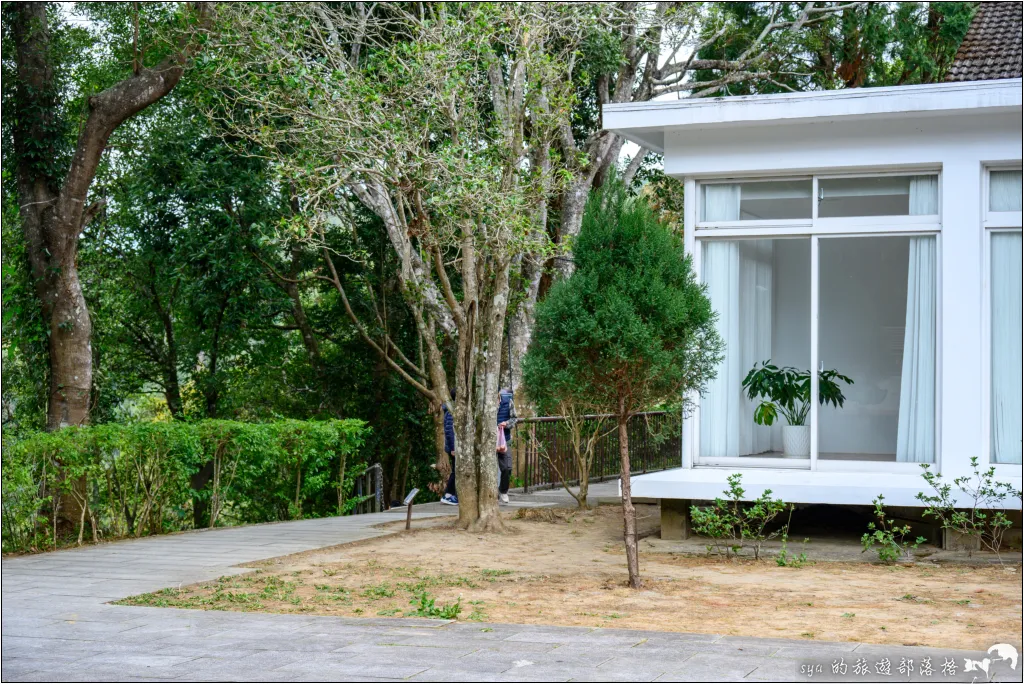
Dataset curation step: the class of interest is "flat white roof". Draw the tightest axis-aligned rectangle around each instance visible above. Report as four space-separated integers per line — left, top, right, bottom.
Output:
603 79 1023 153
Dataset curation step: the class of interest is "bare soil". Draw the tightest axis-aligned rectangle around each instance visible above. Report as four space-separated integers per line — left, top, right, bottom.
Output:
120 505 1022 650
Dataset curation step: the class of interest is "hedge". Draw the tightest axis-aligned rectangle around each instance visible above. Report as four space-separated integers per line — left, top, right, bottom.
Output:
1 419 369 553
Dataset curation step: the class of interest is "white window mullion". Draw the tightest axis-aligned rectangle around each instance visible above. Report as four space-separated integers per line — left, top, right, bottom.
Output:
810 235 820 471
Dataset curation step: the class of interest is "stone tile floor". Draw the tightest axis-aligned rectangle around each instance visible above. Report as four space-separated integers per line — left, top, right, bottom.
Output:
2 496 1020 682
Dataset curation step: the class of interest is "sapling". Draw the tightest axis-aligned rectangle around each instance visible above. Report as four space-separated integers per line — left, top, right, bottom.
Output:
861 495 926 564
916 457 1021 559
690 473 791 560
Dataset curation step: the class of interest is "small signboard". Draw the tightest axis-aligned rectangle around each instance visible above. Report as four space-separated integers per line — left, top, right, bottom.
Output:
403 488 419 506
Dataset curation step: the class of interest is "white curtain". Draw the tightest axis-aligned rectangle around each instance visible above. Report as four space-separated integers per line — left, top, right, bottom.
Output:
700 237 773 458
990 171 1023 212
896 236 936 463
991 231 1023 464
908 176 939 216
704 184 741 222
896 178 939 462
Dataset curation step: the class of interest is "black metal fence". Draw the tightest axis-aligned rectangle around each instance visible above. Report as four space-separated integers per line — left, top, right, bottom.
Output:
511 411 681 493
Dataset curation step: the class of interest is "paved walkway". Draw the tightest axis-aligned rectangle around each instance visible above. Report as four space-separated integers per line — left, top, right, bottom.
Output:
2 498 1019 682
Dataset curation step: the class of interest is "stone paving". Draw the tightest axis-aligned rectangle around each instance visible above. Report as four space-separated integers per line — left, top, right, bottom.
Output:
2 497 1020 682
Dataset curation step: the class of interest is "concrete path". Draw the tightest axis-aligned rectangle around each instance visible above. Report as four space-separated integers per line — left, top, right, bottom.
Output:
2 499 1020 682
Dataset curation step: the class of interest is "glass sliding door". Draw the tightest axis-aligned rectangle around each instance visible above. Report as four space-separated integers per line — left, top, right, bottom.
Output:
817 236 937 463
693 172 940 470
698 238 811 463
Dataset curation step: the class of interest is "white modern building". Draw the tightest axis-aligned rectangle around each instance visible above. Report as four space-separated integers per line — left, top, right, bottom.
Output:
604 21 1022 529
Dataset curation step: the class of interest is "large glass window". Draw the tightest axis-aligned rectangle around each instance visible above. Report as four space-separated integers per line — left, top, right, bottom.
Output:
818 175 938 218
701 180 812 222
699 238 810 460
990 231 1023 465
818 236 936 463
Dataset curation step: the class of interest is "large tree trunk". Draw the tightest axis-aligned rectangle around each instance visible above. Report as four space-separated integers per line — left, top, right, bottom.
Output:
10 1 208 429
453 245 510 532
10 1 207 534
617 399 641 589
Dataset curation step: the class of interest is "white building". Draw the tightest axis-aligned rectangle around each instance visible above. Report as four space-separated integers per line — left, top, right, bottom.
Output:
604 13 1023 534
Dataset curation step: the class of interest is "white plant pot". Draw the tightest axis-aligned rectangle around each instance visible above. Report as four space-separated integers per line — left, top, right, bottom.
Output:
782 425 810 458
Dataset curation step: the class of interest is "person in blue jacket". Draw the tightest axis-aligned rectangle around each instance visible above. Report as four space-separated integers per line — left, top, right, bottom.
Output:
440 389 458 505
496 387 518 504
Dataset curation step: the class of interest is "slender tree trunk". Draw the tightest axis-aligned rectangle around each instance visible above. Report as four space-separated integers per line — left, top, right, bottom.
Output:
618 398 641 588
153 287 183 419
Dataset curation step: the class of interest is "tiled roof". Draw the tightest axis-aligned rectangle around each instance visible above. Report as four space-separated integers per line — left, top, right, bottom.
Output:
946 2 1023 81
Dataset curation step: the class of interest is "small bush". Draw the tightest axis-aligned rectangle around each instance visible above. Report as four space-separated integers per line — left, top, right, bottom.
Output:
916 457 1022 558
690 473 791 560
861 495 926 564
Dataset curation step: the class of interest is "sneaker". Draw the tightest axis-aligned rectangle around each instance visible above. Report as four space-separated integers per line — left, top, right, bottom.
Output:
440 494 458 506
499 493 510 504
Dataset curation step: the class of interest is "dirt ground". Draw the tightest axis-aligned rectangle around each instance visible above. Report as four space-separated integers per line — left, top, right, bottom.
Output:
120 505 1023 650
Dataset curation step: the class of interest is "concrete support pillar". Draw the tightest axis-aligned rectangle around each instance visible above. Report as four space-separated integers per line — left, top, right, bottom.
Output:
660 498 692 540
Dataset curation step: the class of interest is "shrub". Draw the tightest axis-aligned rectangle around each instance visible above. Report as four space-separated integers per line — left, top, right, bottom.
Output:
689 473 791 560
1 418 369 553
860 495 926 564
916 457 1022 558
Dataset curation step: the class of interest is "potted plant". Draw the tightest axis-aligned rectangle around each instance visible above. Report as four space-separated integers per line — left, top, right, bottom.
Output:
742 361 853 457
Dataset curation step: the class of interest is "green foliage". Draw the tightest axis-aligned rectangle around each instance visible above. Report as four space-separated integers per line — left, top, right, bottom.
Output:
860 495 926 564
775 529 809 568
0 419 369 553
690 474 792 560
692 3 977 95
523 178 723 418
916 457 1022 558
742 362 853 427
406 591 462 620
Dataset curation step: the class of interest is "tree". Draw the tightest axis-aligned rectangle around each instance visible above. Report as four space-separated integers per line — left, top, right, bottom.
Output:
209 3 598 530
691 2 976 93
505 1 872 392
523 180 723 587
3 2 211 430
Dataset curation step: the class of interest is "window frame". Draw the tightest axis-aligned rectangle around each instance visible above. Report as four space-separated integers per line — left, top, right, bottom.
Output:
981 164 1023 472
696 169 942 232
689 167 943 474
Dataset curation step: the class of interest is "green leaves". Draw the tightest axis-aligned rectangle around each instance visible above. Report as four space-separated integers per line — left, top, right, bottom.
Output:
860 495 925 564
915 457 1022 559
689 473 792 561
523 177 723 418
1 418 370 553
742 361 853 427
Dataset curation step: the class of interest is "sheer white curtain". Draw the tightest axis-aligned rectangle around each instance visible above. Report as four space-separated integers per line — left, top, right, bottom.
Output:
991 231 1023 464
700 232 773 456
908 175 938 215
896 177 938 462
990 170 1023 212
704 184 741 222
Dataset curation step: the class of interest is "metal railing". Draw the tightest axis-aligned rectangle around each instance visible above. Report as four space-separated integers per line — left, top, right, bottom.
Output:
511 411 681 493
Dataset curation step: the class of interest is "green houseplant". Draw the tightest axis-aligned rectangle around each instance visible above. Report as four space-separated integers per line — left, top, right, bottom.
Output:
742 361 853 457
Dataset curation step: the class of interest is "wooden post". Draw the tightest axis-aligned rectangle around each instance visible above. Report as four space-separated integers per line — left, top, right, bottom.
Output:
403 488 419 531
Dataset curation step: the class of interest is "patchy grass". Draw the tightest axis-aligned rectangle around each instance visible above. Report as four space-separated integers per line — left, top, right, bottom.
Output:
115 506 1023 650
